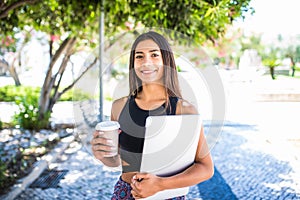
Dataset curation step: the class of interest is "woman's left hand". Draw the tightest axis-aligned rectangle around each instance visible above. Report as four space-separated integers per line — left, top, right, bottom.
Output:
130 173 163 199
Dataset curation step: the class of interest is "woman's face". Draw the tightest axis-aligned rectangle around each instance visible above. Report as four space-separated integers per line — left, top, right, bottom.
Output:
134 39 164 84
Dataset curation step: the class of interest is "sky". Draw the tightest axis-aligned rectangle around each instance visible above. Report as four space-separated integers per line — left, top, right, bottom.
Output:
235 0 300 36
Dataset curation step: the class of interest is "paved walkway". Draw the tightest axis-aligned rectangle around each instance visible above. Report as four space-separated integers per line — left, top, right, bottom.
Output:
14 118 300 199
14 100 300 199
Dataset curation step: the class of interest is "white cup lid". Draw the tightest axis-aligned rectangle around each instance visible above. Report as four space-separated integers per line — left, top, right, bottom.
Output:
95 121 120 131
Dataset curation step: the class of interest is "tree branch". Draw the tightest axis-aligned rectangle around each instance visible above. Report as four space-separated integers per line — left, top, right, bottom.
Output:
0 58 9 73
0 0 40 19
50 38 77 109
55 56 98 103
39 37 73 114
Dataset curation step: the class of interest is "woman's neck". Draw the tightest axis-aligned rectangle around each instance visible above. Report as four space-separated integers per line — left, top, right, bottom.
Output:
138 83 167 101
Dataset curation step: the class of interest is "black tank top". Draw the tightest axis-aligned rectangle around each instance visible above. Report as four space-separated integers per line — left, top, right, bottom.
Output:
118 95 178 172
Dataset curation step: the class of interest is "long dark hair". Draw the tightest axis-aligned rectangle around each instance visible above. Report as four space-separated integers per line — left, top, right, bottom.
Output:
128 31 182 102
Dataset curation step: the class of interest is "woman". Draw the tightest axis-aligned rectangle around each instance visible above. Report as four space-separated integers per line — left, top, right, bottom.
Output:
91 31 214 199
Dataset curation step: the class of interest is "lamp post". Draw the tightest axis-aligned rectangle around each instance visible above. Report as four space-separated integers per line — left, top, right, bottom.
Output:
98 0 104 122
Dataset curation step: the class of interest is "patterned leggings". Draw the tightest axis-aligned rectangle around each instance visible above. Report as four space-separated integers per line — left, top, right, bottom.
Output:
111 177 185 200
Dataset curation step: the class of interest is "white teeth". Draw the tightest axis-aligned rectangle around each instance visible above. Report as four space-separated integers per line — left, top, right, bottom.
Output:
142 70 154 74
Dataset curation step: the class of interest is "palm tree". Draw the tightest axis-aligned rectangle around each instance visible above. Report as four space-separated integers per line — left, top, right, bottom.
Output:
261 47 281 80
262 58 281 80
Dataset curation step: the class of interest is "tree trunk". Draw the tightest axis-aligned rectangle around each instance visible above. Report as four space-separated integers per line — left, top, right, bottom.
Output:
270 67 275 80
291 67 295 77
48 37 77 113
8 64 21 86
38 37 76 121
290 57 296 77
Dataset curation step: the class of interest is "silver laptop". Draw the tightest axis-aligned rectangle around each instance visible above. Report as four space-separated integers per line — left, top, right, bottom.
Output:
140 114 202 200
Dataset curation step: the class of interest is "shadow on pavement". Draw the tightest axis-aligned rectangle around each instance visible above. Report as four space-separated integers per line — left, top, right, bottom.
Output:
197 166 238 200
202 121 299 200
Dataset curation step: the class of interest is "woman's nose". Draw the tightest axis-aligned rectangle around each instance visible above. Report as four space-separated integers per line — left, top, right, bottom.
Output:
142 55 153 66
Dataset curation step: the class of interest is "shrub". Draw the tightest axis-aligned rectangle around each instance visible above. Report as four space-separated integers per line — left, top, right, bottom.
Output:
0 85 92 102
0 85 40 102
67 89 92 101
13 91 51 130
1 85 91 129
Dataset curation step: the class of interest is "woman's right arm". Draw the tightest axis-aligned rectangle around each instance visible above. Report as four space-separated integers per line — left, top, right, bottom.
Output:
91 130 121 167
91 97 127 167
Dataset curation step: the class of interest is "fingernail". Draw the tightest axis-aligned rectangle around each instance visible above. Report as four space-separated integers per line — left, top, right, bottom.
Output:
107 140 113 144
104 153 116 157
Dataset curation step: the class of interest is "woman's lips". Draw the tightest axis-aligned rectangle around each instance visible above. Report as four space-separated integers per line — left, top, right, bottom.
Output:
141 70 157 74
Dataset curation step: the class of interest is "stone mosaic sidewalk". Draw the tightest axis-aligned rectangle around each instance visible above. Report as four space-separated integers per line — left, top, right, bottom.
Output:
13 120 300 200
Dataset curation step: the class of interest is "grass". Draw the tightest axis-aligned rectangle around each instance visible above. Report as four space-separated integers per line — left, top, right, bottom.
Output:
263 69 300 80
0 85 92 102
277 73 300 80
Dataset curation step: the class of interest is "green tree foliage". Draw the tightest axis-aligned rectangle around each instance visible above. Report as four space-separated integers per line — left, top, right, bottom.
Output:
1 0 253 45
0 0 39 19
105 0 253 43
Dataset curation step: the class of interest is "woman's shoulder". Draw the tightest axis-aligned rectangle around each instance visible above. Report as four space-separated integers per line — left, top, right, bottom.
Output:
112 96 129 106
111 96 129 121
176 98 198 115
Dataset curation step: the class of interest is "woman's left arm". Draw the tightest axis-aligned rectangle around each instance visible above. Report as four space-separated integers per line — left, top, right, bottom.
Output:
159 125 214 188
131 126 214 198
131 101 214 198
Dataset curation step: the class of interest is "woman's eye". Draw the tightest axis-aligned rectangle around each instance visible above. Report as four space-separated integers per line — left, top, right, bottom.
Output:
152 53 159 57
135 55 143 59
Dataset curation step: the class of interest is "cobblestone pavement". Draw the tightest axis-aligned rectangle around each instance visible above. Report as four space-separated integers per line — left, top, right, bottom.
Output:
15 117 300 200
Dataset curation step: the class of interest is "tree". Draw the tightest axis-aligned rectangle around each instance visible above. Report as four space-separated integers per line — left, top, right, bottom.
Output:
288 46 300 76
1 0 100 125
0 0 253 128
261 47 281 80
283 40 300 77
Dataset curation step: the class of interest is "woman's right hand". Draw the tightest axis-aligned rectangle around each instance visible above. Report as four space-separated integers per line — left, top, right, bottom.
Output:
91 131 117 160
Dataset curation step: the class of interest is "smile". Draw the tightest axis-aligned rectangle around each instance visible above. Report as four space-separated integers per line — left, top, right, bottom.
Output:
141 69 158 74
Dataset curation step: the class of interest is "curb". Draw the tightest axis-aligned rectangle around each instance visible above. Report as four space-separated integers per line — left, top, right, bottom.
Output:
1 135 75 200
256 93 300 102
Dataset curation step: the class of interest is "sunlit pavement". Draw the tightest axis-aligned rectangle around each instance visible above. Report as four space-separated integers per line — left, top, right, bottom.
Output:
14 101 300 199
2 71 300 199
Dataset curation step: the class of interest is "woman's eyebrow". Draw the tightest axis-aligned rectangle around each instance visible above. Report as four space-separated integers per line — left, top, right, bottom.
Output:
149 49 160 52
135 49 160 54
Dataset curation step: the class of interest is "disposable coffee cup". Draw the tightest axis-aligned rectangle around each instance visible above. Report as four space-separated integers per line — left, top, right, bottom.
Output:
95 121 120 157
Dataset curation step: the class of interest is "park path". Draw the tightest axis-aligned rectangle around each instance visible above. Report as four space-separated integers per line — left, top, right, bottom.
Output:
14 101 300 199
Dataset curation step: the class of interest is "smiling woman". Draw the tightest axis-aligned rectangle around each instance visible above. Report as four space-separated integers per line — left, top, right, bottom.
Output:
91 31 214 199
